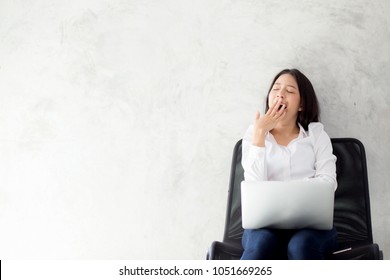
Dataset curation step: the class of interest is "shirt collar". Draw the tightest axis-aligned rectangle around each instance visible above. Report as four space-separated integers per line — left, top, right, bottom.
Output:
266 123 308 143
297 123 308 138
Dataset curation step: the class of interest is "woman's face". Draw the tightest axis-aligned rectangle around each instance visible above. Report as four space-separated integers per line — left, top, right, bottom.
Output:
268 74 301 121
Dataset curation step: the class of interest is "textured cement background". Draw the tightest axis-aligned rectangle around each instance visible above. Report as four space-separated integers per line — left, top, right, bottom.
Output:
0 0 389 259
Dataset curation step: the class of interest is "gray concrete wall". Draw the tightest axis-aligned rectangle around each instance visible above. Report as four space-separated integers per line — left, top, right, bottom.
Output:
0 0 388 259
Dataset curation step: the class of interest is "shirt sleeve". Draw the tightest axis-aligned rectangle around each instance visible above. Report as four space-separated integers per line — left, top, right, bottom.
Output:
241 125 267 181
306 123 338 190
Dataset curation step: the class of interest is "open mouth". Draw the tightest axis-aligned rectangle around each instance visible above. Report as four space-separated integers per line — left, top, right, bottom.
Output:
278 104 287 110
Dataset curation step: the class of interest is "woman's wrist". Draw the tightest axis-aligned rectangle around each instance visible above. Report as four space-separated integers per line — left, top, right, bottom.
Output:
252 129 267 147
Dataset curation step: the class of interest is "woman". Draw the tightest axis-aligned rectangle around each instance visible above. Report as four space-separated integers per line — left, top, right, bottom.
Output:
240 69 338 260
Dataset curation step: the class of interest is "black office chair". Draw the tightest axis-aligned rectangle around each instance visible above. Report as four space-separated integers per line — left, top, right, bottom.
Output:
207 138 383 260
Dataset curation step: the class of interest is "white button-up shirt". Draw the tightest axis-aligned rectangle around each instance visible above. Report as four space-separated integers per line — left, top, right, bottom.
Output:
242 122 337 190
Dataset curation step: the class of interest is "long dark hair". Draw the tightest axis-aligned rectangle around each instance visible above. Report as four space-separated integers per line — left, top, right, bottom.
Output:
265 69 320 131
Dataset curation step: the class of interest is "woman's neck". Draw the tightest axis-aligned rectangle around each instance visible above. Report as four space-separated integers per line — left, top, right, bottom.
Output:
270 122 300 146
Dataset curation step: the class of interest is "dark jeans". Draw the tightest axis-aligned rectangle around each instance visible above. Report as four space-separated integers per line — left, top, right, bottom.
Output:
241 227 338 260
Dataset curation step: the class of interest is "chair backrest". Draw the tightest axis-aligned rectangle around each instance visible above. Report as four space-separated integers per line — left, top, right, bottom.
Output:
222 138 374 249
331 138 373 247
222 140 244 246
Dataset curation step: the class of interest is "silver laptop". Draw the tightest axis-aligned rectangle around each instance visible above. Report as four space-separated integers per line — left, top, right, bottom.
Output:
241 180 335 230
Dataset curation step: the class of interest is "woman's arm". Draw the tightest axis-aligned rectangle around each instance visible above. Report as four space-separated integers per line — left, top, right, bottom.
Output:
306 123 337 190
242 125 267 181
242 100 286 181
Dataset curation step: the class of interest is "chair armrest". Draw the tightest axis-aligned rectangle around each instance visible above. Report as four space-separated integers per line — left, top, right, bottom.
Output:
207 241 243 260
330 243 382 260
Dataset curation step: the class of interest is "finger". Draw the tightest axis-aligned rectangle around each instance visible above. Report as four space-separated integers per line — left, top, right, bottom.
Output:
279 106 287 116
255 111 260 120
272 104 286 119
278 104 287 113
275 106 287 119
269 98 283 115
